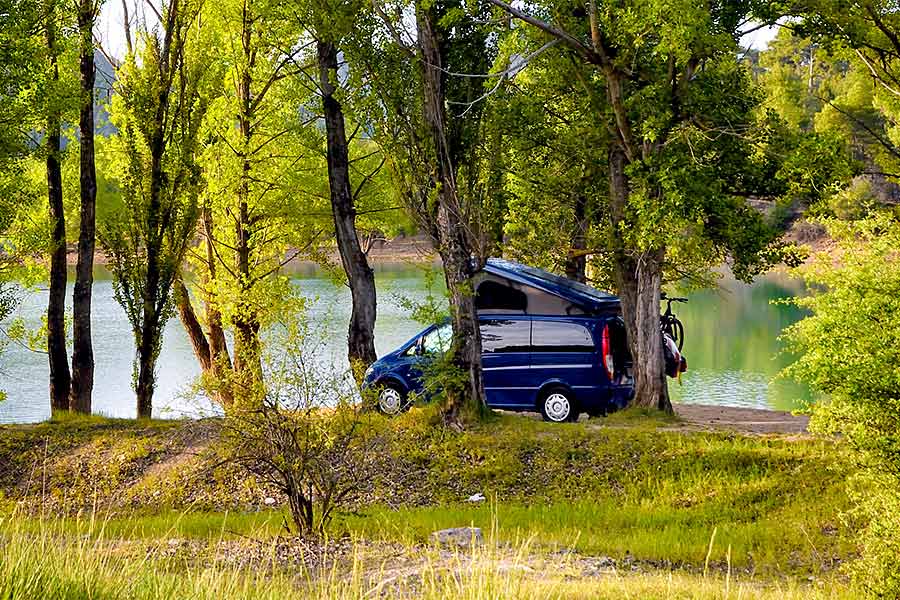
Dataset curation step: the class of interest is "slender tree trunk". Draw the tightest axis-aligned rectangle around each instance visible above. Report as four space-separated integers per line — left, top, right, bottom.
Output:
45 4 70 412
70 0 97 414
175 278 211 372
316 40 378 383
417 4 486 421
135 315 160 419
564 190 588 283
608 146 671 413
201 208 233 393
136 135 165 419
174 272 234 407
232 9 262 386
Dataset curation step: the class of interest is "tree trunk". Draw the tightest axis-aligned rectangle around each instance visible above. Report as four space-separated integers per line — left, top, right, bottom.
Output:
317 40 378 383
608 146 671 413
174 273 234 407
135 318 160 419
175 278 211 372
417 4 487 421
45 6 70 413
232 13 262 387
201 208 234 400
564 190 588 283
70 0 96 414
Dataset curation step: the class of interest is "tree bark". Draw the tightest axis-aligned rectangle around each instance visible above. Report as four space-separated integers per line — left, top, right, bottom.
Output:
608 146 671 413
45 4 70 413
232 8 262 386
316 40 378 383
201 208 233 394
175 278 211 372
564 190 588 283
70 0 96 414
174 271 234 407
417 4 487 421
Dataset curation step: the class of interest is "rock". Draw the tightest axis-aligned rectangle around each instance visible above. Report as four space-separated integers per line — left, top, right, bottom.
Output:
430 527 484 549
466 493 485 503
264 497 276 506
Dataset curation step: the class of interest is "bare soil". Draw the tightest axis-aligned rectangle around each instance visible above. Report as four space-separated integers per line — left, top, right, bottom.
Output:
672 403 809 435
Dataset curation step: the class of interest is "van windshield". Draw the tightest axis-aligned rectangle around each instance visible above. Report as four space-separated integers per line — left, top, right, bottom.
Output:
422 323 452 354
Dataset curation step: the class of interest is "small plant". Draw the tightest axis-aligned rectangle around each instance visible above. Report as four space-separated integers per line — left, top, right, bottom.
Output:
222 320 392 535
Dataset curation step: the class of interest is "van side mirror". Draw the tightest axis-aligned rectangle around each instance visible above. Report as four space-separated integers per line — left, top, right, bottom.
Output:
415 338 425 356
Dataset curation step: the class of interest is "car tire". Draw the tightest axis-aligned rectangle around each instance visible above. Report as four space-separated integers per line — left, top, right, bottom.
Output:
376 382 408 416
539 387 578 423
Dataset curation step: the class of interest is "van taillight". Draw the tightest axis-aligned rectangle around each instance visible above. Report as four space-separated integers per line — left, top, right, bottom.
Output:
601 323 614 381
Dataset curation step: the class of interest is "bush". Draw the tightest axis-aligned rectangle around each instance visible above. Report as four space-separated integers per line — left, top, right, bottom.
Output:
222 329 392 535
782 214 900 596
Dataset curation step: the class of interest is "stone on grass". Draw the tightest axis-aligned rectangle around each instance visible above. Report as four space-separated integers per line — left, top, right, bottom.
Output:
430 527 484 549
466 493 486 503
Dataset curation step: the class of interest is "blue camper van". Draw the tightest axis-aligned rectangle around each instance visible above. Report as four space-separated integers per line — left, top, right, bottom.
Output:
362 259 635 422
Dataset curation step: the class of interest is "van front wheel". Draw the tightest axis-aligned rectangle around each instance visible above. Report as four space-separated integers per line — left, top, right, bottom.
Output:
540 387 578 423
377 383 408 416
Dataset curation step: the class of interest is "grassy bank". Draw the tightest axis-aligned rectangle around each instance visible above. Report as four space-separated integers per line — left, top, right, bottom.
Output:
0 410 856 596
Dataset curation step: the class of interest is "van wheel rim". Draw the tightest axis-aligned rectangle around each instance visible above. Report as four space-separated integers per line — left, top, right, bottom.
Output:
545 393 571 422
379 388 402 415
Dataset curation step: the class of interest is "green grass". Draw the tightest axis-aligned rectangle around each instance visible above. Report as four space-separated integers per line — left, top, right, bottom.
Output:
334 498 847 574
0 515 859 599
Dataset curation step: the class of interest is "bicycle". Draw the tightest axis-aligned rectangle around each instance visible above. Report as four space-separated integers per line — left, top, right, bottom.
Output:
660 292 687 351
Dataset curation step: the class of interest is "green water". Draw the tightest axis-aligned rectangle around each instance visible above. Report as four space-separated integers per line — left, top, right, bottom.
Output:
667 273 813 412
0 265 811 423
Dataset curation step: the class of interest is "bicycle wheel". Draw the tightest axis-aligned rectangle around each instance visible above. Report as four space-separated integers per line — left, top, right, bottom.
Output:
671 318 684 351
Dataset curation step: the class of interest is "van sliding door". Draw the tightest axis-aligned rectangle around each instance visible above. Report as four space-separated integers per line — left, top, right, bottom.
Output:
480 319 532 408
529 320 600 402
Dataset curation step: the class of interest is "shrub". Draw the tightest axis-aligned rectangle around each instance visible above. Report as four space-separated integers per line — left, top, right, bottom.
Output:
782 214 900 595
222 327 392 535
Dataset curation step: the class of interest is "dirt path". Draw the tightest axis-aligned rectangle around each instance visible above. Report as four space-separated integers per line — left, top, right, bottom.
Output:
673 403 809 435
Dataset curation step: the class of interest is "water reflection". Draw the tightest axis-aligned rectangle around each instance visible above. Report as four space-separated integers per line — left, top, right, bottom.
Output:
668 272 813 411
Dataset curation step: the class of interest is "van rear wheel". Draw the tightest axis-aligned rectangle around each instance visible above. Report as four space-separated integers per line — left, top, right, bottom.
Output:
539 387 578 423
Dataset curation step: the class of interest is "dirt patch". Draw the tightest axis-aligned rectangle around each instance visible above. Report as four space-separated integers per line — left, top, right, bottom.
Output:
672 404 809 435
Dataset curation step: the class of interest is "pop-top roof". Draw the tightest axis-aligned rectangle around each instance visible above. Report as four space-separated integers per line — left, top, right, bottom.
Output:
481 258 620 314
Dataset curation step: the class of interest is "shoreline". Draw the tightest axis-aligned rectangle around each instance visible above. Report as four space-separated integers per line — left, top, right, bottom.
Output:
63 234 439 267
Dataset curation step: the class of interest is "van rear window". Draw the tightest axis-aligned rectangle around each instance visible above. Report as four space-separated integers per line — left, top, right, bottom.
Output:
531 321 594 353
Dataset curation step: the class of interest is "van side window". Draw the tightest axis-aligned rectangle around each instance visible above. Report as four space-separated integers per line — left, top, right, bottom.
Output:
531 321 594 353
480 320 530 353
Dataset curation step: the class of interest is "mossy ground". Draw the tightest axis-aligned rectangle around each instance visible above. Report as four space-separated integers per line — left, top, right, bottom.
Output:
0 409 856 597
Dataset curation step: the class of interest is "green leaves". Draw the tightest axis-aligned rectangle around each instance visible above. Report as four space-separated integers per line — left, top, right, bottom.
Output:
782 213 900 594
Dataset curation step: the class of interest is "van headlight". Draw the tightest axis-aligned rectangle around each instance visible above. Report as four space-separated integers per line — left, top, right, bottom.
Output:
364 365 374 380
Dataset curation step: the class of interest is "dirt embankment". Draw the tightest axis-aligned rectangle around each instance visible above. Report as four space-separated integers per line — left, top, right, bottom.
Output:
0 406 814 518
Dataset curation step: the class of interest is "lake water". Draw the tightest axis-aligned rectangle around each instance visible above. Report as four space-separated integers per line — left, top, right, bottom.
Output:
0 264 811 424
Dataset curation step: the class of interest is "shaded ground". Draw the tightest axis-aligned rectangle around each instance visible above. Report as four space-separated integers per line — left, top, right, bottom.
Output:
673 404 809 435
